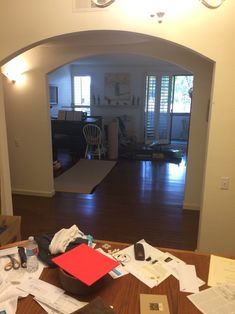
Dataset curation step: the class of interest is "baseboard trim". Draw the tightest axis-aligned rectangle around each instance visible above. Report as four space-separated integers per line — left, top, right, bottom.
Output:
12 189 55 198
183 202 200 211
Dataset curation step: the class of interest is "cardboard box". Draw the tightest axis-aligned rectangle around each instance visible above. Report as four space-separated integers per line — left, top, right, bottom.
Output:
0 215 21 246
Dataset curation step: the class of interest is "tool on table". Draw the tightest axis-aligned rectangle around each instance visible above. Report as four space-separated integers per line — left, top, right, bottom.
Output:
4 255 21 271
18 246 27 268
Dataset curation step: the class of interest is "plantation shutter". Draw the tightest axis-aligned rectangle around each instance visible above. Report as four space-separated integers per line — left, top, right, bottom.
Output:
156 76 172 144
144 75 158 143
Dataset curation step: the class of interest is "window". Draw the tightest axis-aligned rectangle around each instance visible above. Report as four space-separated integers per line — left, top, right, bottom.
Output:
73 76 91 114
49 85 58 105
144 74 193 144
172 75 193 113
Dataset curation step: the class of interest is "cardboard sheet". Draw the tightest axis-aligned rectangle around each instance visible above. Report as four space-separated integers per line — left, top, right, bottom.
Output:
140 294 170 314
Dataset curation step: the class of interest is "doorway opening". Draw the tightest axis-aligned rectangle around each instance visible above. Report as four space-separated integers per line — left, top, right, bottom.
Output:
144 74 193 160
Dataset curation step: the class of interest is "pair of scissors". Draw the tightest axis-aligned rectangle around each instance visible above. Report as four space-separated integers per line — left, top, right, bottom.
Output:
4 255 21 271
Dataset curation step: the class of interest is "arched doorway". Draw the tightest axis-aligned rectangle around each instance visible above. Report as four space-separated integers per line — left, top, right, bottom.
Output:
1 31 214 212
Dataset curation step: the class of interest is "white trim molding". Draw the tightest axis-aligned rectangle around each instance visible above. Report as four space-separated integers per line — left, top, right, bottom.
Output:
183 202 200 211
12 189 55 198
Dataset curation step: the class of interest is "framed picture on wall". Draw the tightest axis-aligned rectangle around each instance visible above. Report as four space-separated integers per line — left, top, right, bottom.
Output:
104 73 131 105
49 85 58 105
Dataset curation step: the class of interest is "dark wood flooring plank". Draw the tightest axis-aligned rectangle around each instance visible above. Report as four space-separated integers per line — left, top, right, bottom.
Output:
13 157 199 250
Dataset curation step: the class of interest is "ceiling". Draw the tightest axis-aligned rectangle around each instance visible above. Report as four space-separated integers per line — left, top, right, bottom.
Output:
41 31 191 73
70 53 186 71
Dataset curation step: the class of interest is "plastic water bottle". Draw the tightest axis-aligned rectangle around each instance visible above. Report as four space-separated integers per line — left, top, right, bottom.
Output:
26 236 39 273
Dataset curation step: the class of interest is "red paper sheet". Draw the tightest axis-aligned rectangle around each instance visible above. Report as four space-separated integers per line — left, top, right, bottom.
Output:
52 244 119 286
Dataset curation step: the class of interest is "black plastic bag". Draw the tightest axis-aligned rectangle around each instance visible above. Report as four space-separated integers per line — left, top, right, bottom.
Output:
35 233 88 267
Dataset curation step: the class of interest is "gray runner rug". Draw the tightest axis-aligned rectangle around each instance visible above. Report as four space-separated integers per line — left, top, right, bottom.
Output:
54 159 116 194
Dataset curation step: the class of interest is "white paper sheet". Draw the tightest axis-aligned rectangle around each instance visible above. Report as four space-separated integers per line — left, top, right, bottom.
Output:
0 254 46 314
188 284 235 314
35 293 87 314
112 239 171 288
17 278 64 302
0 282 28 314
178 264 200 293
0 247 18 257
156 252 185 280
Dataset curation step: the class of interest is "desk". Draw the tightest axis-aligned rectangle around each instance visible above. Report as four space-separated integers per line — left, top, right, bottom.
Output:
51 117 102 159
1 240 214 314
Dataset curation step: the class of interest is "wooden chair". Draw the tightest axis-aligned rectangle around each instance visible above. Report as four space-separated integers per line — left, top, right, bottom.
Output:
83 124 105 159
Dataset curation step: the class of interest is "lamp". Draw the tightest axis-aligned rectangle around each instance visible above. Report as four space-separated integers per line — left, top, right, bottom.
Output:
3 71 23 84
1 57 28 85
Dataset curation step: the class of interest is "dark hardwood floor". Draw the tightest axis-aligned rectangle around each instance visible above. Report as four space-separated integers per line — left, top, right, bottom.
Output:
13 153 199 251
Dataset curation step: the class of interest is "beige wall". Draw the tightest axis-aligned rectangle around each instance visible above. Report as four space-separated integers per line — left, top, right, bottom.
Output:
3 71 54 196
0 76 13 214
0 0 234 254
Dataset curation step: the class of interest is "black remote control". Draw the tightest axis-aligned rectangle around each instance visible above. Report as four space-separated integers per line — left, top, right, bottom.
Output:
134 242 145 261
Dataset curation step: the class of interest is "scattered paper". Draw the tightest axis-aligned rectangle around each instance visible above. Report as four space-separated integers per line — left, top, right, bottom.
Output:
156 252 185 280
208 255 235 287
188 283 235 314
0 247 18 257
35 293 87 314
113 239 171 288
0 282 28 314
34 299 61 314
17 278 64 302
0 297 18 314
0 253 45 284
96 248 129 279
178 264 200 293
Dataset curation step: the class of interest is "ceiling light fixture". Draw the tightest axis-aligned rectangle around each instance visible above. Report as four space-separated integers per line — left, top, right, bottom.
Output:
92 0 115 8
199 0 226 9
92 0 226 9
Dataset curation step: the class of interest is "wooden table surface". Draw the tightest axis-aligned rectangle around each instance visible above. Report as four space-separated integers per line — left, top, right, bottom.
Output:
1 240 214 314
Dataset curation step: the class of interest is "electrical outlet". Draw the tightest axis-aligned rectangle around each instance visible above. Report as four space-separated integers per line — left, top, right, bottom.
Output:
220 177 230 190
